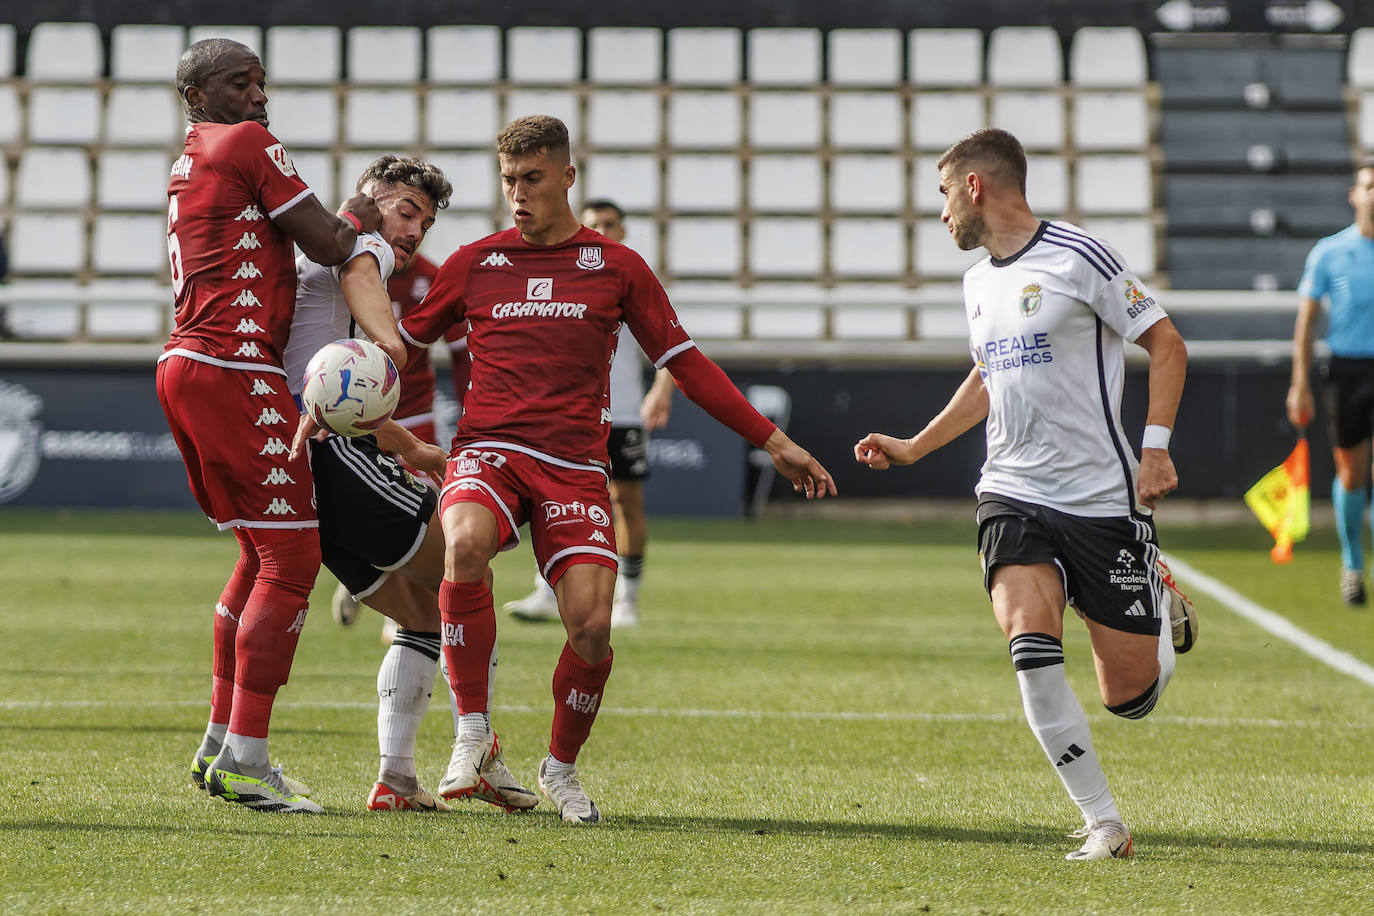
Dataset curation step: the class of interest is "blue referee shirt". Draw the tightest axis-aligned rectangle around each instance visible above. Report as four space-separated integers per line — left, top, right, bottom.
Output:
1298 224 1374 358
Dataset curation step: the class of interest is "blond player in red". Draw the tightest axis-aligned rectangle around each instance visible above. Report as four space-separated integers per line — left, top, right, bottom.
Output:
399 115 836 823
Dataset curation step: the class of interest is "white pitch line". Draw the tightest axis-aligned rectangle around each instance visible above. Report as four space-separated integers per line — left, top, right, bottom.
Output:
1163 552 1374 688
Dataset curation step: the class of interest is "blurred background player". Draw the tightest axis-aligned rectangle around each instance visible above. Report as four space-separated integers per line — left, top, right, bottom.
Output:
1287 158 1374 607
161 38 382 814
503 199 675 628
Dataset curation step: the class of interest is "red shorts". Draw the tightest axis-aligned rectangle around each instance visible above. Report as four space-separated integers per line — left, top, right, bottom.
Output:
439 440 617 585
157 353 317 530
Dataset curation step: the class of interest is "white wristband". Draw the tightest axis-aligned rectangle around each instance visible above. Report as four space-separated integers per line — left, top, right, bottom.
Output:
1142 424 1171 451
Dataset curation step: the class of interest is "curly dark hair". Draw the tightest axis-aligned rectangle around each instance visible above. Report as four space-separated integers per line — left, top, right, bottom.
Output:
355 154 453 211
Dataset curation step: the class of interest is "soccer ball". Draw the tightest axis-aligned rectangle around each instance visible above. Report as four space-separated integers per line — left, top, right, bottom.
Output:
300 338 400 436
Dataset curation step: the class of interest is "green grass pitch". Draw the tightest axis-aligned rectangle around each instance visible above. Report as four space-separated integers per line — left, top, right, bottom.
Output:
1 509 1372 914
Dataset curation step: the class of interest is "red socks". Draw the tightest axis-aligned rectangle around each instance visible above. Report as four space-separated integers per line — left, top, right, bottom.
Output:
439 578 497 714
550 642 613 763
209 529 258 725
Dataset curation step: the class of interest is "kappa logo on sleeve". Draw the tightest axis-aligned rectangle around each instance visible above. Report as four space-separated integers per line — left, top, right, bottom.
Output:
263 143 297 178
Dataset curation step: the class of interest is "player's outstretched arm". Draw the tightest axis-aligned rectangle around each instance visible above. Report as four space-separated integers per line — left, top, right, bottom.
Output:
373 421 447 484
855 366 989 471
1134 316 1188 509
763 428 837 499
339 253 407 370
276 193 382 267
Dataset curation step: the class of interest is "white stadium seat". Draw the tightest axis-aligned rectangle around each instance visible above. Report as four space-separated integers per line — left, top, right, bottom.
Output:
0 157 9 209
506 27 582 84
749 217 822 277
1359 92 1374 150
16 148 92 209
97 150 171 211
829 92 904 150
426 26 502 84
92 214 166 273
989 91 1065 151
343 89 419 146
832 154 905 213
4 284 83 338
27 22 103 83
827 29 902 87
28 87 102 144
667 154 740 212
748 155 822 214
749 293 824 339
909 29 983 88
424 151 498 211
1075 155 1152 215
425 89 500 147
111 25 186 83
668 92 741 149
263 89 338 148
347 26 422 84
914 218 982 278
0 85 17 145
86 281 168 339
335 150 390 205
667 28 742 86
1072 91 1149 151
422 212 496 262
581 153 659 212
748 92 822 150
587 90 661 148
1080 217 1156 276
987 27 1063 86
619 217 660 272
588 27 663 85
747 28 822 86
8 214 86 273
289 151 336 205
188 26 262 55
911 92 986 150
104 86 183 147
505 89 580 142
1070 27 1147 87
666 217 741 276
911 154 944 214
0 24 15 78
831 218 906 278
1351 29 1374 89
266 26 341 84
1026 155 1069 216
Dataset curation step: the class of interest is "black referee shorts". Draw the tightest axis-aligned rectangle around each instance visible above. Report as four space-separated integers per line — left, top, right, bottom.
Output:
1322 356 1374 449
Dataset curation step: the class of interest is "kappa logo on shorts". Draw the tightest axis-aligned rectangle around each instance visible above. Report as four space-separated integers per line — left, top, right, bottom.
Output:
542 500 611 527
261 467 295 486
589 530 609 545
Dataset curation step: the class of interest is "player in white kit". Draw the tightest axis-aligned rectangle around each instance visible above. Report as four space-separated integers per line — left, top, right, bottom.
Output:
855 129 1195 861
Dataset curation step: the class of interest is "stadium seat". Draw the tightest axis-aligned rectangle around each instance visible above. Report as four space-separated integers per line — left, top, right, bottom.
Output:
666 217 741 276
1160 110 1348 171
1082 217 1156 276
104 86 183 147
4 285 82 338
831 218 906 278
989 91 1064 151
1076 155 1151 215
588 27 663 84
85 281 168 339
92 214 166 273
289 151 336 204
910 154 944 213
748 92 823 150
110 25 186 83
266 26 341 84
1026 155 1069 216
1359 91 1374 151
0 157 10 209
914 218 982 278
1072 91 1149 151
912 92 986 151
1274 45 1344 109
748 154 822 213
1165 236 1305 289
832 154 904 213
667 28 742 86
1164 173 1350 235
426 25 502 83
747 28 822 86
1350 29 1374 89
8 213 86 273
586 90 661 148
1153 45 1265 107
0 24 15 78
909 29 983 87
335 150 389 204
749 292 824 339
346 26 422 84
0 84 21 145
831 293 911 339
424 151 497 210
581 153 659 212
15 148 91 209
97 150 171 211
1069 27 1147 87
27 88 102 144
422 212 495 262
263 89 338 148
828 92 904 150
343 89 420 146
506 27 582 84
670 286 746 338
668 92 742 149
188 26 262 54
749 217 822 277
667 154 740 212
26 22 103 83
505 89 580 142
621 217 660 271
987 27 1062 86
827 29 902 87
425 89 500 147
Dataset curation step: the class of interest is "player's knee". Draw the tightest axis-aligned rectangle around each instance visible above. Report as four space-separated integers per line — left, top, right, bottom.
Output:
1105 677 1161 720
560 597 611 657
444 539 490 582
251 528 322 597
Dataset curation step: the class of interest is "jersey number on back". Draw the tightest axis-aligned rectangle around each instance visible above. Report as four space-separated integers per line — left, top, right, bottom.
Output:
167 194 184 299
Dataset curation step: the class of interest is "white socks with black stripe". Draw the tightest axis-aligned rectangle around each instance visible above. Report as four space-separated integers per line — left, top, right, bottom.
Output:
377 629 440 791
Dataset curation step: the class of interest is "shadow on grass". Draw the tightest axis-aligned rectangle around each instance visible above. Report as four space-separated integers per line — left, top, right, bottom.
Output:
0 722 364 739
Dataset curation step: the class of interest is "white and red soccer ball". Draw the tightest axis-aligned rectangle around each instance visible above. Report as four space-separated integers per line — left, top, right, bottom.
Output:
300 338 400 436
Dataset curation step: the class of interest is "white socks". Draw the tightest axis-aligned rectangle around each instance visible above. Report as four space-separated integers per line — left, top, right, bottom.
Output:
377 630 440 781
224 733 269 771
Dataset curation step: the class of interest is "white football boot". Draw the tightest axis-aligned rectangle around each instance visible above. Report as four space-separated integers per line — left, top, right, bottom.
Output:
537 758 601 823
1065 821 1133 861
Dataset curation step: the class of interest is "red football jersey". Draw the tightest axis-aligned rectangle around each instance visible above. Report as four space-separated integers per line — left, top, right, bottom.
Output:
164 120 313 369
400 226 693 464
389 253 470 421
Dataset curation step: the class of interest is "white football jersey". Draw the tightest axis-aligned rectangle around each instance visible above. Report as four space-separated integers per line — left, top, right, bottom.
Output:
283 231 395 396
963 220 1167 517
607 324 649 425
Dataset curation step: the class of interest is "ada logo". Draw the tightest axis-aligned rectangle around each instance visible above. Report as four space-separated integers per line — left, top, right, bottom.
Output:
454 457 481 476
263 143 297 178
1018 283 1043 317
576 246 604 270
0 380 43 504
527 277 554 300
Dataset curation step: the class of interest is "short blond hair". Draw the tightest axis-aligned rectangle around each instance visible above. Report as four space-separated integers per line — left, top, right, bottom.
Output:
496 115 570 160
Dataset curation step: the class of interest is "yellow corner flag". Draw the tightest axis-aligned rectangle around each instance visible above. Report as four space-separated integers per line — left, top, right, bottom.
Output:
1244 437 1311 564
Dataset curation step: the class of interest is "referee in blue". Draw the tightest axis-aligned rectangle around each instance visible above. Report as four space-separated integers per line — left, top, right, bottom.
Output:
1288 158 1374 606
